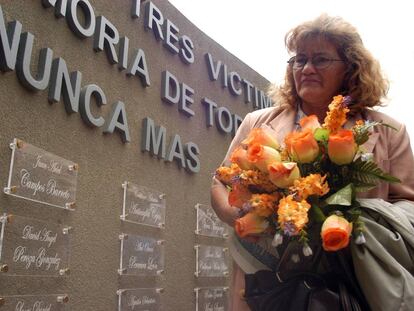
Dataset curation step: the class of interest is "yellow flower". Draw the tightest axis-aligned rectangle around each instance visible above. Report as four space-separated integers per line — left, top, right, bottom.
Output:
323 95 350 133
291 174 330 200
277 195 311 236
249 193 280 217
215 163 241 185
238 170 279 193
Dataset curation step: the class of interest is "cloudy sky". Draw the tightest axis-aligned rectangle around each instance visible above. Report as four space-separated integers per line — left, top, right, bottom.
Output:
169 0 414 138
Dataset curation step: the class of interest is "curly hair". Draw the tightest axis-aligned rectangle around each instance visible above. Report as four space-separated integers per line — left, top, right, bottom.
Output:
269 14 389 114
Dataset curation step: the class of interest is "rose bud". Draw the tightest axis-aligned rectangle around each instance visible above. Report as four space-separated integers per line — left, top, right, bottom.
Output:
228 184 252 208
247 143 281 173
321 214 353 251
328 129 357 165
285 129 320 163
235 213 269 238
268 162 300 188
242 126 280 150
299 115 321 131
230 146 255 170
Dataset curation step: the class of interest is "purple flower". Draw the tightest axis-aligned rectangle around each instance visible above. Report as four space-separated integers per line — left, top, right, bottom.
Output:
283 221 298 236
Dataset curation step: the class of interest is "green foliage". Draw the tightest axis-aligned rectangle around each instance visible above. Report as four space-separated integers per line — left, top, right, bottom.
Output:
324 184 353 206
350 158 401 185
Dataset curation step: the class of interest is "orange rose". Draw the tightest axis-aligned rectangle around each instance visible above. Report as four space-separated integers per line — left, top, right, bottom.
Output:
328 129 357 165
242 126 280 149
230 146 255 170
299 115 321 131
235 213 269 238
268 162 300 188
321 214 353 251
247 144 281 173
285 129 319 163
228 184 252 208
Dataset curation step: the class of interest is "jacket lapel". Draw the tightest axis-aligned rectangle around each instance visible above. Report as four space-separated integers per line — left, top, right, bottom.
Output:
268 106 297 145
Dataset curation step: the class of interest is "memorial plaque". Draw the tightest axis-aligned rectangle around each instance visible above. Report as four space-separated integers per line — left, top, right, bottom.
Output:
0 214 71 276
117 288 163 311
194 245 229 277
121 182 165 228
195 287 228 311
0 294 69 310
195 204 228 238
4 138 78 210
119 234 164 276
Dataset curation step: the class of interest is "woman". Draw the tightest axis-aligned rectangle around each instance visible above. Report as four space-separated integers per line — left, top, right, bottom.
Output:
211 14 414 311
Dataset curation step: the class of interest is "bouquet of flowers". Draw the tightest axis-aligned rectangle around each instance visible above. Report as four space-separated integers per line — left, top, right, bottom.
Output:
215 95 400 255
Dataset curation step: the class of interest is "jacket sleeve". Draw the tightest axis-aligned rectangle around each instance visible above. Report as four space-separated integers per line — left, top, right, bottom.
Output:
210 112 254 225
388 123 414 202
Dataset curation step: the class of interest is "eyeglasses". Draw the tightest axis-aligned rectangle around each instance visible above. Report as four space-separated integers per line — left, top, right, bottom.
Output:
287 55 344 70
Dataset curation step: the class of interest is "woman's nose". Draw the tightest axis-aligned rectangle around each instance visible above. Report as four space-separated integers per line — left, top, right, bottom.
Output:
302 60 317 73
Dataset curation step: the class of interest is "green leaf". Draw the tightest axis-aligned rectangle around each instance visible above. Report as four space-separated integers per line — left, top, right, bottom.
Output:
314 128 330 142
350 158 401 184
311 203 326 222
324 184 353 206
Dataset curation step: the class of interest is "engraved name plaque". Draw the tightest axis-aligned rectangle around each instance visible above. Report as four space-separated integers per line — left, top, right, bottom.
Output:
194 287 228 311
194 245 229 278
4 139 78 210
0 214 71 277
118 234 164 276
117 288 163 311
195 204 228 238
121 182 165 228
0 294 69 310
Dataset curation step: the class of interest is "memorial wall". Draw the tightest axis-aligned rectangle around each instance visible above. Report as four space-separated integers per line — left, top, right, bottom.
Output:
0 0 272 310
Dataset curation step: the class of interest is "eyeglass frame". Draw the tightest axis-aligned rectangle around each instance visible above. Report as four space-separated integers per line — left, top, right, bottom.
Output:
287 55 345 70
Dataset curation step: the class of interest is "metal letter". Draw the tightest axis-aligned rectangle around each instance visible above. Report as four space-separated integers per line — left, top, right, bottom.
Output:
79 84 107 127
179 35 194 64
161 70 179 105
118 36 129 70
67 0 96 38
42 0 68 17
228 71 242 96
215 106 233 134
48 57 82 113
0 6 22 71
242 79 253 103
179 83 195 117
103 101 130 143
93 16 119 64
144 1 164 40
141 117 166 159
204 53 221 81
16 32 53 91
232 114 243 137
185 142 200 173
163 19 179 54
127 49 150 87
260 91 273 109
166 134 186 168
201 97 217 127
131 0 140 18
